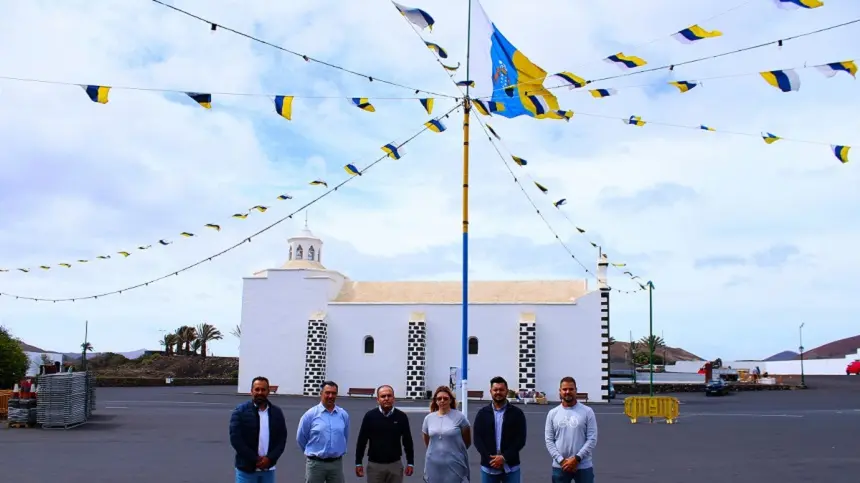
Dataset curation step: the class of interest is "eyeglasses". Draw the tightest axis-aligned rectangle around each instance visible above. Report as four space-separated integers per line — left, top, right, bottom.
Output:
435 396 450 402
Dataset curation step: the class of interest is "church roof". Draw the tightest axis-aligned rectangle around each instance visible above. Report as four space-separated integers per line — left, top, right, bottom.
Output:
332 280 589 304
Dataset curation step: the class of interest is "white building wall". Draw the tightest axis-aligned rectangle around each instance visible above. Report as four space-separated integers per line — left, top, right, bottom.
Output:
665 349 860 376
326 305 410 397
24 351 64 377
534 292 603 401
238 270 338 394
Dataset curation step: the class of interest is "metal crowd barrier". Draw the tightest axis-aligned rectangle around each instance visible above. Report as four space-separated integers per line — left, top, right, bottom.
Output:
623 396 680 424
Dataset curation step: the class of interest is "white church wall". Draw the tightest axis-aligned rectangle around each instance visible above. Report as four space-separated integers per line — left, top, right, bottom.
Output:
238 270 335 394
326 305 410 397
421 304 521 399
534 291 603 401
322 301 602 403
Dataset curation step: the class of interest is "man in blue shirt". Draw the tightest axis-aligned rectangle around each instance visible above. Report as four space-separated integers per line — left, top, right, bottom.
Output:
473 376 527 483
297 380 350 483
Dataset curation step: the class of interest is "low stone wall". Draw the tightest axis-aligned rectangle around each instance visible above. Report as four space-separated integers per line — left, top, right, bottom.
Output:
94 377 237 387
615 383 800 394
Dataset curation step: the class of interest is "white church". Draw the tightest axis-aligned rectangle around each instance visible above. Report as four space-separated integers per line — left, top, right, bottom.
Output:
237 226 612 402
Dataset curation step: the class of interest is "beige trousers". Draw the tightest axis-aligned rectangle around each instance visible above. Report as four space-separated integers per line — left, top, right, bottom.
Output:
366 461 404 483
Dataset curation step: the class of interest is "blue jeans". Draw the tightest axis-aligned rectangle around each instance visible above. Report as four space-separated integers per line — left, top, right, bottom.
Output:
235 468 276 483
552 467 594 483
481 469 521 483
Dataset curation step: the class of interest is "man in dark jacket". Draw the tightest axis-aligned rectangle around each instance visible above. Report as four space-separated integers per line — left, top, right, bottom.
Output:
230 376 288 483
472 376 527 483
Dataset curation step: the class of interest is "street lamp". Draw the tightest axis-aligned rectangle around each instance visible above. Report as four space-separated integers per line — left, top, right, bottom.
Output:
799 323 806 387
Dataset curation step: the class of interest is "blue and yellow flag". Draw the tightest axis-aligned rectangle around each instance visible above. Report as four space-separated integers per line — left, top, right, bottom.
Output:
82 85 110 104
467 0 560 119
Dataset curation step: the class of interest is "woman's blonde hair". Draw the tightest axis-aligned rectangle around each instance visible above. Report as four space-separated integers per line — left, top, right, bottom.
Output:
429 385 457 412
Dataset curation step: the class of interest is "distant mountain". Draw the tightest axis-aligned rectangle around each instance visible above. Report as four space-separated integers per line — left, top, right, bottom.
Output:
17 341 55 353
763 335 860 361
803 335 860 360
63 349 149 361
609 341 702 364
764 350 799 361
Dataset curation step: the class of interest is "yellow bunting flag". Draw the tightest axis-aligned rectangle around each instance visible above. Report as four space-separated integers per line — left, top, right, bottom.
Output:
382 143 404 159
672 25 723 44
344 164 361 176
205 223 221 231
310 179 328 187
424 119 446 133
604 53 647 70
425 41 448 58
831 145 850 163
187 92 212 109
274 95 293 120
351 98 375 112
420 98 434 114
82 85 110 104
534 181 548 193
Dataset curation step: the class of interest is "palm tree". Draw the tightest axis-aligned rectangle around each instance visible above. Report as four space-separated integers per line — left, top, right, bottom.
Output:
637 335 665 356
196 323 223 359
190 338 202 356
230 324 241 339
608 336 616 346
159 333 178 356
81 342 94 370
174 325 197 355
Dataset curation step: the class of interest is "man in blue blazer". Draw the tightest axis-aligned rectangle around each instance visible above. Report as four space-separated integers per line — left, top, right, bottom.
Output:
230 376 288 483
472 376 527 483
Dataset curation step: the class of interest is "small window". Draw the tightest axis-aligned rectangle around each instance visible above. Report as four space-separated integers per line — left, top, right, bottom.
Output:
308 246 316 261
468 336 479 355
296 245 303 260
289 246 293 260
364 336 375 354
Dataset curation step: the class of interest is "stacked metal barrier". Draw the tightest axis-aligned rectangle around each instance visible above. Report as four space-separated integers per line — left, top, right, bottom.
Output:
36 372 92 429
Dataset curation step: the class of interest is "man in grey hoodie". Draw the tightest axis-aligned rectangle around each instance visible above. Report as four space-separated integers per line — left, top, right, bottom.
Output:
544 377 598 483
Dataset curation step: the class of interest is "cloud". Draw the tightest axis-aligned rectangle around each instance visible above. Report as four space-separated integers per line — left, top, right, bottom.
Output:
1 0 860 361
694 242 800 271
599 182 698 213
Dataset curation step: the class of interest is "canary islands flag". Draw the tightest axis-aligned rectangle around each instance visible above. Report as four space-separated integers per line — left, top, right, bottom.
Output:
468 0 560 119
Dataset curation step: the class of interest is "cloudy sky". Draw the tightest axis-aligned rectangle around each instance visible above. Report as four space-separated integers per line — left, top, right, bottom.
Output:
1 0 858 361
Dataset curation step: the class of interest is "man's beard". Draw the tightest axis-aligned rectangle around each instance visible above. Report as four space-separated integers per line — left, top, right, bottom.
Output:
254 396 268 405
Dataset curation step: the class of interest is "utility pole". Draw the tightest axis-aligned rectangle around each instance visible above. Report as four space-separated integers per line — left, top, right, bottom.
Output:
647 281 655 397
799 322 806 388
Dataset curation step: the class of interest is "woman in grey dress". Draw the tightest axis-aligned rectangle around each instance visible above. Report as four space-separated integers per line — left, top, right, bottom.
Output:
422 386 472 483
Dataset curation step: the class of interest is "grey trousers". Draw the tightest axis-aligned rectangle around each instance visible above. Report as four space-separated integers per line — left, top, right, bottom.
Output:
305 458 344 483
367 461 404 483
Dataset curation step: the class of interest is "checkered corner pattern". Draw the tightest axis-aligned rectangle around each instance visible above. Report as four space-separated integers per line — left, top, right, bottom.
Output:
518 321 536 391
302 318 328 397
600 289 611 401
405 320 427 400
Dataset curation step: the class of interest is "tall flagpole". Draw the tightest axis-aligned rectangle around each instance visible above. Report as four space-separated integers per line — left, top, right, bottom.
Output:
461 0 473 416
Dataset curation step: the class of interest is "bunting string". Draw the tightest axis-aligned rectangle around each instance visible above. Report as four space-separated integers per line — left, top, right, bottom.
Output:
0 75 447 120
390 1 470 99
562 0 755 73
488 15 860 98
468 103 645 294
0 102 463 301
569 110 851 163
150 0 455 99
497 57 857 101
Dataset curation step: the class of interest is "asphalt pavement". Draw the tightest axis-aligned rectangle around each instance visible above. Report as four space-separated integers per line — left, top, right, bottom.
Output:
1 376 859 483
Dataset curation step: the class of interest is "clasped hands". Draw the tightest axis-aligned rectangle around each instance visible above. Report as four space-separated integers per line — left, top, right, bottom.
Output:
256 456 271 470
560 456 579 473
489 455 505 469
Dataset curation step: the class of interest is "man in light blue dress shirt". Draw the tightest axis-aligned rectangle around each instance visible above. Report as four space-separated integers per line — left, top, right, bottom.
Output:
297 380 350 483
